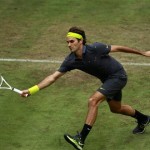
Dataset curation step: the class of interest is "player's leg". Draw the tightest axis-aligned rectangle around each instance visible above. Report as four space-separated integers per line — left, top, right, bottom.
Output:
107 100 150 134
85 91 106 125
107 100 135 116
64 91 105 150
79 91 105 142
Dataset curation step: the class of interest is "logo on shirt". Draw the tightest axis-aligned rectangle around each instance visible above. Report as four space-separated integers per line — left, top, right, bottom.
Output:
100 87 105 90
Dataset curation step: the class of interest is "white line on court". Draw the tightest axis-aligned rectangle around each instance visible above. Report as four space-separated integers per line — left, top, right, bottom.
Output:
0 58 62 64
0 58 150 66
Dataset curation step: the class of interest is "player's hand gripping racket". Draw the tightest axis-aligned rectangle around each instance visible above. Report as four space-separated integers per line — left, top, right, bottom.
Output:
0 75 28 97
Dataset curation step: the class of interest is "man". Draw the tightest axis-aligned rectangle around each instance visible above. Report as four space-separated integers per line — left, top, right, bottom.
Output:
22 27 150 150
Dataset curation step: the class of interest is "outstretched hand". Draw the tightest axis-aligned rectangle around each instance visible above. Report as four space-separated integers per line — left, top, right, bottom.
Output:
142 51 150 57
21 90 30 97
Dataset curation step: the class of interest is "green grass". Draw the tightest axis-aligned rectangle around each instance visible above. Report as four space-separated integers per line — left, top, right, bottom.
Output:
0 0 150 58
0 63 150 150
0 0 150 150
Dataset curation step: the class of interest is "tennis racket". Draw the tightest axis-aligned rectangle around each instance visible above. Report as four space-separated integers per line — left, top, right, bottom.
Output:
0 75 24 95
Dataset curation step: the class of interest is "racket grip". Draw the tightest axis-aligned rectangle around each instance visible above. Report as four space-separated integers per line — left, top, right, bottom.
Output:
13 88 22 94
13 88 28 97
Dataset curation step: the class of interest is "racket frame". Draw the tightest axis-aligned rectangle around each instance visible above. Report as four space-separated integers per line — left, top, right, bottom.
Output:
0 75 23 94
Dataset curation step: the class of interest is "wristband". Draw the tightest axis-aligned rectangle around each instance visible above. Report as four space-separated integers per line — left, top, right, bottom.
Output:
28 85 39 95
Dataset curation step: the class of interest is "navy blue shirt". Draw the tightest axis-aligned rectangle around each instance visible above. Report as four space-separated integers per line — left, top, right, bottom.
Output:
58 42 126 82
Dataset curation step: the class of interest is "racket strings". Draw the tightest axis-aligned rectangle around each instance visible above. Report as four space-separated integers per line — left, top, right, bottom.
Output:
0 76 11 89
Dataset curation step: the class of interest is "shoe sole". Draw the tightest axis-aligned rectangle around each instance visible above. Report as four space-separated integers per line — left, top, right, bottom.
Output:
64 134 83 150
133 116 150 134
133 128 145 134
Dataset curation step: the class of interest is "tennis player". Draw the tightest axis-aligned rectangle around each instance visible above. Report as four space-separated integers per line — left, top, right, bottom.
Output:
22 27 150 150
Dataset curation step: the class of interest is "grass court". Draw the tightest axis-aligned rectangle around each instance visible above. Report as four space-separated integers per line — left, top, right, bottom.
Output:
0 0 150 150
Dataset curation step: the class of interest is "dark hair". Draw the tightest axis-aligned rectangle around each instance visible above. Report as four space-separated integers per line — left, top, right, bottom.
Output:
68 26 86 45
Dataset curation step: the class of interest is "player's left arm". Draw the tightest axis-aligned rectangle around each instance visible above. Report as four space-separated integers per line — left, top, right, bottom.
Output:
110 45 150 57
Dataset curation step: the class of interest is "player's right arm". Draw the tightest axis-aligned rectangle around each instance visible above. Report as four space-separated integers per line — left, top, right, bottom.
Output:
21 71 65 97
37 71 65 89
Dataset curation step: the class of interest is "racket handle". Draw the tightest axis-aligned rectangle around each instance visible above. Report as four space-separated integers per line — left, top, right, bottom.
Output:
13 88 28 97
13 88 22 94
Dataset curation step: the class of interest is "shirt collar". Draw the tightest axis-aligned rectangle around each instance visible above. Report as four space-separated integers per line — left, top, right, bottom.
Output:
83 45 86 54
72 45 86 60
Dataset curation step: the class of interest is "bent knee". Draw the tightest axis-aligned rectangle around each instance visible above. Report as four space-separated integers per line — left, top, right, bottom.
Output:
88 97 103 107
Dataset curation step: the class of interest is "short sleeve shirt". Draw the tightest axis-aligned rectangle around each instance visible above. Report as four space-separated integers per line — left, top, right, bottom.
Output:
58 42 126 82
